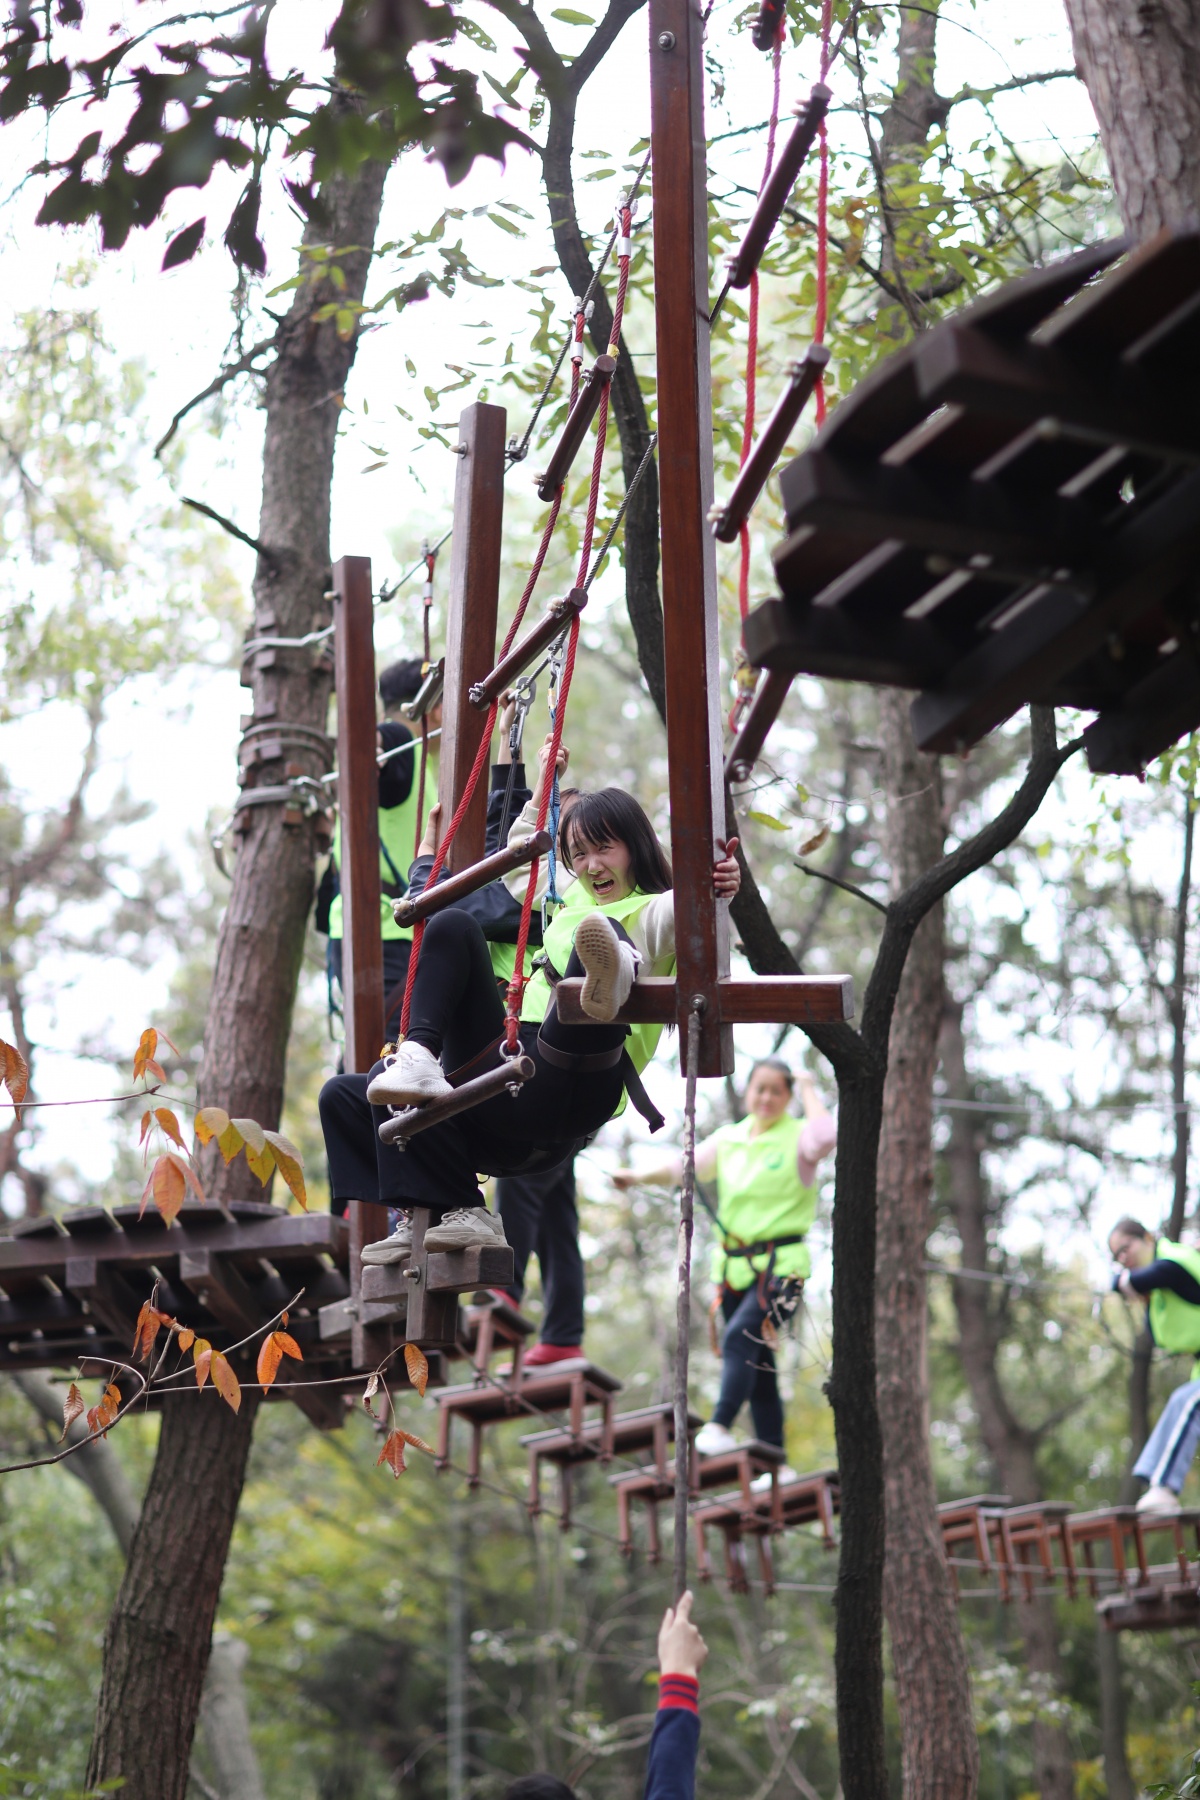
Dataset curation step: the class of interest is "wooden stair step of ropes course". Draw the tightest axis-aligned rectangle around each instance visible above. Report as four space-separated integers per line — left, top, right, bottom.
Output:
992 1500 1077 1602
435 1359 623 1488
739 229 1200 777
1066 1506 1200 1599
611 1440 788 1562
937 1494 1011 1594
1097 1580 1200 1633
692 1468 841 1597
520 1402 703 1528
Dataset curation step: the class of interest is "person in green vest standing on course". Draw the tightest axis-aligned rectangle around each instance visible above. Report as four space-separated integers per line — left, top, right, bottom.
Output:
320 656 439 1040
613 1059 835 1461
1109 1215 1200 1514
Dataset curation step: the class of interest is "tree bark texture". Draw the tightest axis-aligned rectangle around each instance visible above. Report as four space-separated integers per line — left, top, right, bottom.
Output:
87 140 389 1799
86 1390 261 1799
875 695 979 1800
197 142 389 1200
1063 0 1200 241
940 1002 1079 1800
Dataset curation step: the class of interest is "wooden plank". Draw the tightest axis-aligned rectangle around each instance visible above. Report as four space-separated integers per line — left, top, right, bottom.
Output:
1083 638 1200 775
777 448 1097 568
439 401 506 872
648 0 731 1077
426 1243 516 1295
554 974 854 1025
347 1200 392 1370
913 324 1200 466
402 1206 459 1349
63 1256 143 1350
393 831 550 926
332 554 385 1073
178 1249 269 1337
0 1209 346 1276
743 598 950 690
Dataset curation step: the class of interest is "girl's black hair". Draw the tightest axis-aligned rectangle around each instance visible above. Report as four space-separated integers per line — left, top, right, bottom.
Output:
561 788 672 894
1109 1216 1152 1243
747 1056 795 1092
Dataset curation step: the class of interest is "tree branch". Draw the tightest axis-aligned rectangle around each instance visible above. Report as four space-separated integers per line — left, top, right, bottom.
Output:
155 333 278 459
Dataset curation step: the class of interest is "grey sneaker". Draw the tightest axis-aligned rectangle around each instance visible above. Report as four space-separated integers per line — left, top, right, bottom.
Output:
424 1206 510 1252
366 1042 453 1108
573 913 640 1021
360 1214 414 1266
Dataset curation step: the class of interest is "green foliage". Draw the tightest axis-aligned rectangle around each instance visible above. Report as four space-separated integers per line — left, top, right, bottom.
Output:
0 1 530 267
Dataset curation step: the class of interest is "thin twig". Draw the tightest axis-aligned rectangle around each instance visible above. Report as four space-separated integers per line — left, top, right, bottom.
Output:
155 333 278 459
180 495 272 560
794 858 888 914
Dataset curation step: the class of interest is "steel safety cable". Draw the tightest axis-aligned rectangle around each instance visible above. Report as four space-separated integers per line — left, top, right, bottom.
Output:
736 27 785 624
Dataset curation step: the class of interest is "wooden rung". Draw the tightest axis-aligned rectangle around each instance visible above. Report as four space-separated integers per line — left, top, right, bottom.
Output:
727 86 831 290
553 974 854 1026
469 591 587 710
725 668 794 783
394 832 551 927
377 1054 536 1146
400 657 444 721
536 357 616 500
712 347 829 543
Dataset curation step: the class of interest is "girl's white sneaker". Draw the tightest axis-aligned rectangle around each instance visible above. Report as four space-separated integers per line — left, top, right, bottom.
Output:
694 1421 739 1456
366 1042 453 1107
1136 1484 1181 1515
573 913 640 1021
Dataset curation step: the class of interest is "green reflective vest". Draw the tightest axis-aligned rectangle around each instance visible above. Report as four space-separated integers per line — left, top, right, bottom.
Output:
519 882 673 1075
328 750 437 943
707 1113 817 1291
1149 1237 1200 1379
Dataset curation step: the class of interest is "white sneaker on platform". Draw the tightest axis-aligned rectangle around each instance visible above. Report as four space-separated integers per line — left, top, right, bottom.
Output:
751 1465 797 1492
366 1042 452 1108
360 1215 414 1266
694 1421 739 1457
573 913 641 1022
1136 1484 1181 1515
423 1207 510 1253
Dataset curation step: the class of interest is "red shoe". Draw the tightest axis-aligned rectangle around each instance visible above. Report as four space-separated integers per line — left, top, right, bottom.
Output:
523 1342 583 1367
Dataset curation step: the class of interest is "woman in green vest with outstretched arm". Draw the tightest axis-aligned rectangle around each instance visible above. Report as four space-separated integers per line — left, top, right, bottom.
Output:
1109 1215 1200 1514
613 1060 835 1459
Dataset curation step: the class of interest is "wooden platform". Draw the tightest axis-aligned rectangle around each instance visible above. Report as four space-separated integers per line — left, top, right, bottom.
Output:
744 229 1200 775
693 1467 841 1594
520 1402 701 1528
0 1201 358 1429
611 1439 789 1562
435 1359 624 1486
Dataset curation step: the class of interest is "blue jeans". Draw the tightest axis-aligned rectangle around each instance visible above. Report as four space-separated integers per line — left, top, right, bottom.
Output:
1134 1377 1200 1493
712 1279 789 1448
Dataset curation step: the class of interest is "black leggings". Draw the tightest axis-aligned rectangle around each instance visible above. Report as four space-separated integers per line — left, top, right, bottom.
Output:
318 908 629 1214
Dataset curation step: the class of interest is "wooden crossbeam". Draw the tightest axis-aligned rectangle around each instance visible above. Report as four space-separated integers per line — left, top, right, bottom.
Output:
332 554 384 1073
0 1208 345 1276
393 831 551 927
64 1256 144 1348
554 974 854 1026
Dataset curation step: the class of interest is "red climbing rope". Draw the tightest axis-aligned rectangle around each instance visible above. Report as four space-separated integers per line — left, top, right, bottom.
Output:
501 199 634 1050
736 30 783 623
398 207 629 1043
814 0 833 425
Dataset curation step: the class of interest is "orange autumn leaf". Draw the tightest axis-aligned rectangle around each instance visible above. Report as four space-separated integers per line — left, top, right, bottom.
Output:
396 1427 434 1456
132 1300 175 1362
132 1025 180 1086
154 1107 188 1152
256 1329 303 1388
263 1130 307 1209
193 1337 213 1388
177 1327 195 1353
86 1382 122 1438
1 1039 29 1123
140 1151 204 1224
404 1342 429 1398
377 1429 408 1477
59 1381 85 1441
208 1350 241 1413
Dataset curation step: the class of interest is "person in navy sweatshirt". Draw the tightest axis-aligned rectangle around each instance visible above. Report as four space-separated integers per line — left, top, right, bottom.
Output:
500 1590 708 1800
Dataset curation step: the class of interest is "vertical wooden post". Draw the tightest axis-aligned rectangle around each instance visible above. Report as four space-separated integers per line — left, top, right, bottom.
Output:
332 554 385 1073
648 0 733 1076
333 555 390 1369
439 402 507 871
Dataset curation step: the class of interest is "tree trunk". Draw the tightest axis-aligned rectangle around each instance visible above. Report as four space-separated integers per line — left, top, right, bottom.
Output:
875 697 978 1799
939 1001 1078 1800
1062 0 1200 240
86 1390 261 1798
85 138 389 1800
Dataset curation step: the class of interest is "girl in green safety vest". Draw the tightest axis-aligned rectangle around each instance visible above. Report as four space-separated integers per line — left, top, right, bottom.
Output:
329 788 740 1258
614 1060 835 1461
1109 1215 1200 1514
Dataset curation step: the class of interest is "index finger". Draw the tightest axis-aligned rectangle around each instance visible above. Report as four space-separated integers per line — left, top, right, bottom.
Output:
674 1589 694 1622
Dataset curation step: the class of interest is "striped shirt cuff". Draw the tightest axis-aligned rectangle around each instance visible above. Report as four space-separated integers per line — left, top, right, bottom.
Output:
658 1675 700 1714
